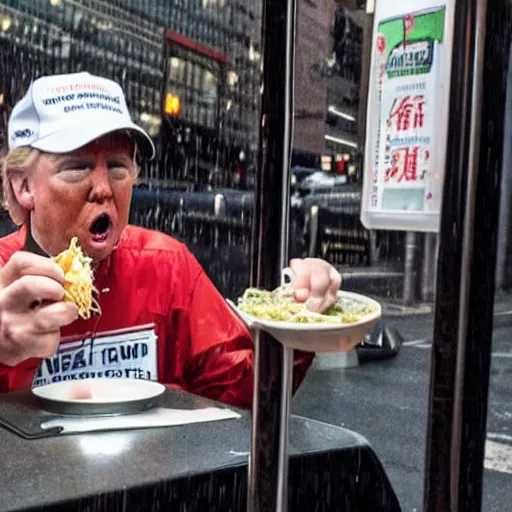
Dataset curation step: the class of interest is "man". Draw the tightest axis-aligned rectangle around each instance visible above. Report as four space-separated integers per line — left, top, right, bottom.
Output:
0 72 341 408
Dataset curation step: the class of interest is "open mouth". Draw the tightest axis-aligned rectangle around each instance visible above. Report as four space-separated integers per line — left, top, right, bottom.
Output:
89 213 112 240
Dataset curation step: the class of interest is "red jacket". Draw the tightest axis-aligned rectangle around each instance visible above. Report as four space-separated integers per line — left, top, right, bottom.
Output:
0 225 314 408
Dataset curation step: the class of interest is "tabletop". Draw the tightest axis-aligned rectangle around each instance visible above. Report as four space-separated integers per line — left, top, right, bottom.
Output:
0 387 401 511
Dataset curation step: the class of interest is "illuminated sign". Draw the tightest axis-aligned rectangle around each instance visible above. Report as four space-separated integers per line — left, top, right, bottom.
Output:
164 94 181 116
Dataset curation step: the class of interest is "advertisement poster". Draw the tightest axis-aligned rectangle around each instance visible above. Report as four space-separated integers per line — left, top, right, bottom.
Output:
362 1 454 232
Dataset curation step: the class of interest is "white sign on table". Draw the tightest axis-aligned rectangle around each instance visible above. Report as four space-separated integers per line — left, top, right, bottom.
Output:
32 324 159 388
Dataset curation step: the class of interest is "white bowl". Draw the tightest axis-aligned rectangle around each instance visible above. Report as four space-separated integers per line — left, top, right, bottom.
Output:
32 378 166 416
227 290 382 353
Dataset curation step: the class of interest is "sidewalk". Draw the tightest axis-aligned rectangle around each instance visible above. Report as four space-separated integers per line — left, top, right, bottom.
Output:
493 291 512 327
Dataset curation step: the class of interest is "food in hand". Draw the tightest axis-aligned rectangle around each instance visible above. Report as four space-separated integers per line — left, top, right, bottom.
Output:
53 237 101 320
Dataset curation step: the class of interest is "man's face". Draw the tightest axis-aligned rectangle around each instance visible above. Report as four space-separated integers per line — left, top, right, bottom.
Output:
28 133 136 261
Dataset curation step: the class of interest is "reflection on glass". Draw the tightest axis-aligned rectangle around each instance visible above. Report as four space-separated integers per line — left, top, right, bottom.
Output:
166 55 219 130
0 0 509 510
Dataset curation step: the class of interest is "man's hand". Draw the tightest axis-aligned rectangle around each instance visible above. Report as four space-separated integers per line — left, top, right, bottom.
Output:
0 251 78 367
288 258 342 313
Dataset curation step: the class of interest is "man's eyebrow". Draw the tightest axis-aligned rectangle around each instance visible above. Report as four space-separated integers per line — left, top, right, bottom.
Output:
47 152 135 165
107 153 133 161
54 155 95 166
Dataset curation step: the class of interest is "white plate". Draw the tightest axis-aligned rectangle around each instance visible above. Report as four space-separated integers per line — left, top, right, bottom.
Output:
32 378 166 416
228 290 382 353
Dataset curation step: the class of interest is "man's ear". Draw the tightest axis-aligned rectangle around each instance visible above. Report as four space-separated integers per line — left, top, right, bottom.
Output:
9 173 34 211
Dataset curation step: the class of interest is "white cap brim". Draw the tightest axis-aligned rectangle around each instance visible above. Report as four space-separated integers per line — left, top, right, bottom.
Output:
29 117 155 160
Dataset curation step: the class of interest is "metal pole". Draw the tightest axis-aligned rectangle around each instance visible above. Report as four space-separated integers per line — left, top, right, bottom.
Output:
279 0 295 271
276 346 294 512
248 333 294 512
423 0 508 510
402 231 417 306
495 41 512 291
421 233 437 303
248 0 297 510
368 230 378 266
357 0 375 149
308 205 319 257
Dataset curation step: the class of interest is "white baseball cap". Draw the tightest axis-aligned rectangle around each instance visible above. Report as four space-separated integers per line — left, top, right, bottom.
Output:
8 72 155 160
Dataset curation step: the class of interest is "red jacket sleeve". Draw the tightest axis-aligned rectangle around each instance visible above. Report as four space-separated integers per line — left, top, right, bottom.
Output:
0 364 10 391
183 269 314 409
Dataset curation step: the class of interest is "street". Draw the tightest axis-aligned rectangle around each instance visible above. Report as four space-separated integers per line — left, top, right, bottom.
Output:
292 305 512 511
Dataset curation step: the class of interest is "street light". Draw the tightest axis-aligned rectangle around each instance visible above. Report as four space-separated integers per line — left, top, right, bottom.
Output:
1 16 11 33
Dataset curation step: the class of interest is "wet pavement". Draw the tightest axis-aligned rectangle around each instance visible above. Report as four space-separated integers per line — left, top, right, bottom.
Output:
292 299 512 512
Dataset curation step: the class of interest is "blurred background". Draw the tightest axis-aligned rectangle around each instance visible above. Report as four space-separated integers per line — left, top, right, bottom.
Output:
0 0 407 304
0 1 511 510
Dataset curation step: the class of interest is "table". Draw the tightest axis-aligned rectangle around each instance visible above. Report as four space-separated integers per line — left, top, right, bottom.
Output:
0 388 401 511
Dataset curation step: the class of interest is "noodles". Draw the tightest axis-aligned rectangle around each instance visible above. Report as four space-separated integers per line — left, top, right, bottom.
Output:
237 285 376 324
53 237 101 320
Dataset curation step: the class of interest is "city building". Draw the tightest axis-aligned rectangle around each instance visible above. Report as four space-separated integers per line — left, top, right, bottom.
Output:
293 0 364 178
0 0 263 190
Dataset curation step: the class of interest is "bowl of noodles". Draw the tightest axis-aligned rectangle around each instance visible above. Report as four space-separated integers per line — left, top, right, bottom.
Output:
227 281 382 352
